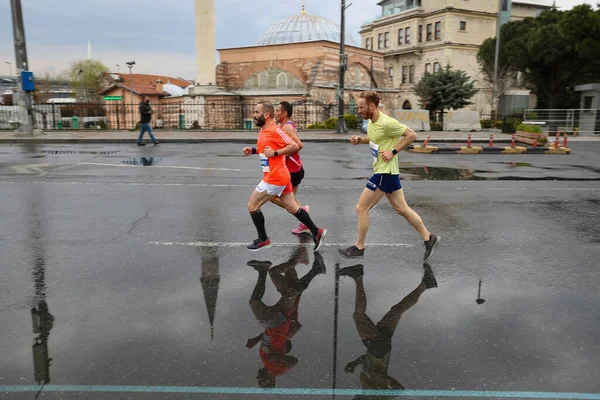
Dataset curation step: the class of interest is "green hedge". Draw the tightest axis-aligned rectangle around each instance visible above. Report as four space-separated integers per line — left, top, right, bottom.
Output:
516 123 543 134
307 114 360 130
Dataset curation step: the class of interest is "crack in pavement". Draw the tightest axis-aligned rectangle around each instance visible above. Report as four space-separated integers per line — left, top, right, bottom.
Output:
127 210 151 234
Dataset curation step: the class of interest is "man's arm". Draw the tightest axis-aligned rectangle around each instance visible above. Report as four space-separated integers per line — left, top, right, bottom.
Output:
381 121 417 162
282 124 303 152
264 141 299 157
350 135 370 145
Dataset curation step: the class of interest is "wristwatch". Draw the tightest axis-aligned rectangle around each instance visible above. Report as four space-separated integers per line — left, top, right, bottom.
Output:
274 151 279 157
392 149 398 155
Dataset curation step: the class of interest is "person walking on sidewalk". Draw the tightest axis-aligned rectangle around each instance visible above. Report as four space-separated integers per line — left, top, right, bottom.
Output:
137 96 160 146
242 101 326 252
268 101 312 235
338 91 439 261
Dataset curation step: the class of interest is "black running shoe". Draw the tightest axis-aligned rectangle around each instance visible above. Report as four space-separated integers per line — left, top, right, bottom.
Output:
338 245 364 259
137 142 146 146
153 141 160 145
422 262 438 289
247 238 272 251
423 234 440 262
337 264 364 279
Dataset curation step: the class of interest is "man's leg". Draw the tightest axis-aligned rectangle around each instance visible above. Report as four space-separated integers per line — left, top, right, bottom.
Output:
137 124 147 144
147 125 158 144
385 189 429 240
338 187 385 258
247 188 275 250
280 193 316 233
386 189 440 261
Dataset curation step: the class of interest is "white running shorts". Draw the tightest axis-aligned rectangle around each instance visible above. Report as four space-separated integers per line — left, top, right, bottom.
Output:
255 180 287 197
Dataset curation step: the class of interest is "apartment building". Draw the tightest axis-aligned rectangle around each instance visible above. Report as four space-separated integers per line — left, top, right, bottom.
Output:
360 0 552 113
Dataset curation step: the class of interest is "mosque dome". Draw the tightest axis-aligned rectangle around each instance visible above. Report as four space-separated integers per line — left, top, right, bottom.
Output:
163 83 185 97
256 3 357 47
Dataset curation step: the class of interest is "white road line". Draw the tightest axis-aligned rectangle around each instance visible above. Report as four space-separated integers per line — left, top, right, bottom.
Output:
0 181 598 191
148 241 414 248
76 162 242 172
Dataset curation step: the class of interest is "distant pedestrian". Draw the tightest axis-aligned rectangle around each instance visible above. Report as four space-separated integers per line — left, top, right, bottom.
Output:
137 96 159 146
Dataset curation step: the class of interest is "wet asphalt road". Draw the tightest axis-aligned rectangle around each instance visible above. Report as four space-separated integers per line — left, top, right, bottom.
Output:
1 142 599 399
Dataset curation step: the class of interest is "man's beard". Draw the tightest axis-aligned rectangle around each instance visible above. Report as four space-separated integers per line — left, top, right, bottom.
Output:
255 116 266 127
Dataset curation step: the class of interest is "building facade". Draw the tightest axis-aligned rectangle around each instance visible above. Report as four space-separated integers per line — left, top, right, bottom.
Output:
360 0 552 114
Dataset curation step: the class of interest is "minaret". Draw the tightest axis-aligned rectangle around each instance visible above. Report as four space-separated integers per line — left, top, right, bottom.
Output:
195 0 216 86
87 41 92 60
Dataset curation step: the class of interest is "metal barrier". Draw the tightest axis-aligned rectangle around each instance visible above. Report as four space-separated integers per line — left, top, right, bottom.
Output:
523 109 600 135
0 101 336 131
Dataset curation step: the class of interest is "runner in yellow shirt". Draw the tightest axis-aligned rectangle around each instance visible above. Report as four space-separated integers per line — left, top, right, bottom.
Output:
338 91 439 261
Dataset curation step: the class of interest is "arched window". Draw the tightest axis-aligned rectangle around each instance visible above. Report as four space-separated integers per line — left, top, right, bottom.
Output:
259 72 268 89
293 80 304 89
402 100 412 110
245 77 255 88
276 73 288 89
354 67 361 86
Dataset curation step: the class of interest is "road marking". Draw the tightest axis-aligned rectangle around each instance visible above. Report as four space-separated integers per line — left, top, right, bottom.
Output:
149 241 414 248
76 162 242 172
0 181 598 191
1 385 599 398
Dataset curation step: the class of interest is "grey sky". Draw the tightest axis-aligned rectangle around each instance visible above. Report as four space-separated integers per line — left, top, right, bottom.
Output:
0 0 597 79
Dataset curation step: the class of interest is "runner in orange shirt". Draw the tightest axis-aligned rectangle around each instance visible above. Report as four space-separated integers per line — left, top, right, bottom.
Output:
242 101 326 252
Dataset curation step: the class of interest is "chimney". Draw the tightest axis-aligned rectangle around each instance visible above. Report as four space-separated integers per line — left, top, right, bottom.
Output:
156 79 164 94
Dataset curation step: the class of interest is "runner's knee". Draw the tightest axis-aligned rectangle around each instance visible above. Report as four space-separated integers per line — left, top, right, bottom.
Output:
356 203 369 215
394 205 410 216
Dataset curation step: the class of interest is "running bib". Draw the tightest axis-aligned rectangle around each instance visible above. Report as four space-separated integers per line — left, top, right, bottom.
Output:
259 154 270 173
369 141 379 163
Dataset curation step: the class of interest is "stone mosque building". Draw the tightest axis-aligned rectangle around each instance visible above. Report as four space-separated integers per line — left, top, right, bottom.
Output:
181 0 397 129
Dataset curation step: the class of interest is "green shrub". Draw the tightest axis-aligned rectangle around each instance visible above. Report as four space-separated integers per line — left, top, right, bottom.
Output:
191 120 200 129
344 114 359 129
323 117 338 129
480 119 494 129
516 123 543 134
307 122 326 129
493 120 504 129
430 122 443 131
502 118 522 133
97 120 107 129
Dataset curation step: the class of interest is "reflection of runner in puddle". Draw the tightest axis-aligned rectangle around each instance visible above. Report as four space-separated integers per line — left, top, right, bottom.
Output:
339 263 437 398
246 246 326 388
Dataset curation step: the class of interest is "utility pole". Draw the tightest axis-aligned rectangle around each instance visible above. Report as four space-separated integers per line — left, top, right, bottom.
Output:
336 0 352 134
491 0 503 119
10 0 34 135
126 61 135 129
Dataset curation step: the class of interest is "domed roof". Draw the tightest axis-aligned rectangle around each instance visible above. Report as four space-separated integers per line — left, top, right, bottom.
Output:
256 4 357 47
163 83 185 97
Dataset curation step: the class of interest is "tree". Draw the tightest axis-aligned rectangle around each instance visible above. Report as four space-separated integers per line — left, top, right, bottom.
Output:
477 21 525 113
65 60 109 102
484 4 600 129
414 65 478 125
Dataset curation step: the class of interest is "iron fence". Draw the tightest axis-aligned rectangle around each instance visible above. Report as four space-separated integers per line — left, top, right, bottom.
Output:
0 101 337 131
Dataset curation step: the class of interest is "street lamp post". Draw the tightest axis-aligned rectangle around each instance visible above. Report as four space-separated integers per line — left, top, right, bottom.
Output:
337 0 352 134
116 64 120 74
126 61 135 129
491 0 503 119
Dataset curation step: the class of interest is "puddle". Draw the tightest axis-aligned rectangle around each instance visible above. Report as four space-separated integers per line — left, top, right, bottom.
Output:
398 167 600 181
121 157 163 166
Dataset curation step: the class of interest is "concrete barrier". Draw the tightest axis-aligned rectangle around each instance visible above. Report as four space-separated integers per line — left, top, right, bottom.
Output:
444 111 482 132
392 109 431 132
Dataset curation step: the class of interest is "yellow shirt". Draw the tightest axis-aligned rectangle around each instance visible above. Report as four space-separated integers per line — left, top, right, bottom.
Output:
367 112 407 175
